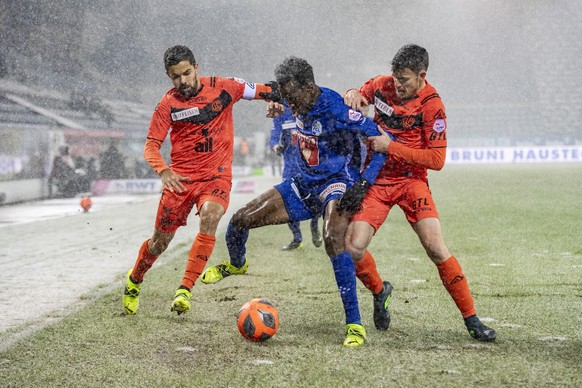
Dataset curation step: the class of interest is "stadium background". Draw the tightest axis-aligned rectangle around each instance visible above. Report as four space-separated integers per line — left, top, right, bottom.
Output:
0 0 580 202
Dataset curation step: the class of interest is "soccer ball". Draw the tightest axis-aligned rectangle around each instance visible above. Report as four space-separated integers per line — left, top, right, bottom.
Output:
237 298 279 342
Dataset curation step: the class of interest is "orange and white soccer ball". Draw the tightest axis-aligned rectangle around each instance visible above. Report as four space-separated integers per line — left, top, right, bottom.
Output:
237 298 279 342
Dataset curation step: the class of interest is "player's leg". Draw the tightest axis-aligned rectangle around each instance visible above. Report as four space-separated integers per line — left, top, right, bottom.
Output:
124 188 187 314
346 184 393 330
323 199 365 346
310 215 322 247
124 229 175 315
404 180 496 341
171 200 225 314
172 180 230 314
201 187 291 284
282 221 303 250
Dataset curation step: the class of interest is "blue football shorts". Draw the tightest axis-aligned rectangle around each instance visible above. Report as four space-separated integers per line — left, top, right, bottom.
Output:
274 176 350 222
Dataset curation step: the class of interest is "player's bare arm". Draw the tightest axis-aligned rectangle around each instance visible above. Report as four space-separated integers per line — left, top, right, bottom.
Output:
343 89 369 111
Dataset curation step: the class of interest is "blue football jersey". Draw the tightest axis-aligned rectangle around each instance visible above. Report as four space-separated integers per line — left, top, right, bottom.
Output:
290 87 385 187
270 104 300 179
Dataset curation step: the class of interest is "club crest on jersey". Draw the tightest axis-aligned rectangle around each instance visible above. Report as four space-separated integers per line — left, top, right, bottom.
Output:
433 119 446 132
232 77 246 84
348 109 362 122
171 107 200 121
311 120 322 135
374 96 394 116
296 118 304 130
211 100 223 112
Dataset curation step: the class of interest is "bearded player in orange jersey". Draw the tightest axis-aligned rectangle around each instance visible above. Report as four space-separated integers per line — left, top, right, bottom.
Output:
123 45 281 315
341 44 496 341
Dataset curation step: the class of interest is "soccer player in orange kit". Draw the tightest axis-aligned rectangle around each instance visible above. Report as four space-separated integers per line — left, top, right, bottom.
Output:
342 44 496 341
123 45 280 315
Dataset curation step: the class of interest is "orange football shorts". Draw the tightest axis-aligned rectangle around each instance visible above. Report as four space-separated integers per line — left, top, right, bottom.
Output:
351 179 439 232
154 177 232 233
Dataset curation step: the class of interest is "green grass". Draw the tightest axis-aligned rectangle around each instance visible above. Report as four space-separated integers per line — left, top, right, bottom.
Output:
1 164 581 387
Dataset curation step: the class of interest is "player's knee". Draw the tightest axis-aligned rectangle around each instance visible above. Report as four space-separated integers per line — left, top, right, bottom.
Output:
344 235 366 261
346 244 365 261
149 239 169 256
231 208 251 229
423 243 450 265
323 232 344 257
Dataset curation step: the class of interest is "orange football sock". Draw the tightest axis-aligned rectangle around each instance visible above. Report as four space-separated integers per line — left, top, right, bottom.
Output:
436 256 476 318
355 250 384 295
131 239 159 283
181 233 216 290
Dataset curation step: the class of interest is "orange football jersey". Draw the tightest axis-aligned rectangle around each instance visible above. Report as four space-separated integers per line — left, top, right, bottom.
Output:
146 76 261 180
359 75 447 183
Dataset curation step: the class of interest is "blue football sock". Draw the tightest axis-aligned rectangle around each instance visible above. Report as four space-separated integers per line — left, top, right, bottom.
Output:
225 222 249 268
310 217 319 230
331 251 361 325
288 221 302 242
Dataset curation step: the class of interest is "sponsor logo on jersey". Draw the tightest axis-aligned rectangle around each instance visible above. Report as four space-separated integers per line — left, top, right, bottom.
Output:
374 96 394 116
348 109 362 122
319 182 347 201
296 118 304 129
195 129 213 152
311 120 322 135
281 121 295 130
433 119 446 132
245 82 256 89
171 107 200 121
194 136 213 152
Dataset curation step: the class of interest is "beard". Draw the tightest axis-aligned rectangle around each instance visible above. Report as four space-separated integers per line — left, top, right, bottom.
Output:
178 79 199 98
179 85 195 98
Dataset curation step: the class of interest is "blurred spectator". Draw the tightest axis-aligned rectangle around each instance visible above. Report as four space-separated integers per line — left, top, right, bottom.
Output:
49 145 78 197
99 142 127 179
86 157 98 183
239 138 249 166
74 155 91 192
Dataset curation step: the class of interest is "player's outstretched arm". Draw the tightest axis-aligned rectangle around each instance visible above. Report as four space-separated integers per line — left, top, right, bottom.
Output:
370 127 445 170
257 81 282 102
344 89 369 111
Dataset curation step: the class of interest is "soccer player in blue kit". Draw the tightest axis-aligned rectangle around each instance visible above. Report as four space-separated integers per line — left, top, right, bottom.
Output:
201 56 392 347
270 104 323 250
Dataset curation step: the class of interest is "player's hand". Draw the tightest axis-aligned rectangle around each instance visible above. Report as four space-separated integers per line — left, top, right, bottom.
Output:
272 144 284 156
337 178 371 215
344 89 369 111
159 169 189 193
266 101 285 118
259 81 282 102
369 126 395 153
